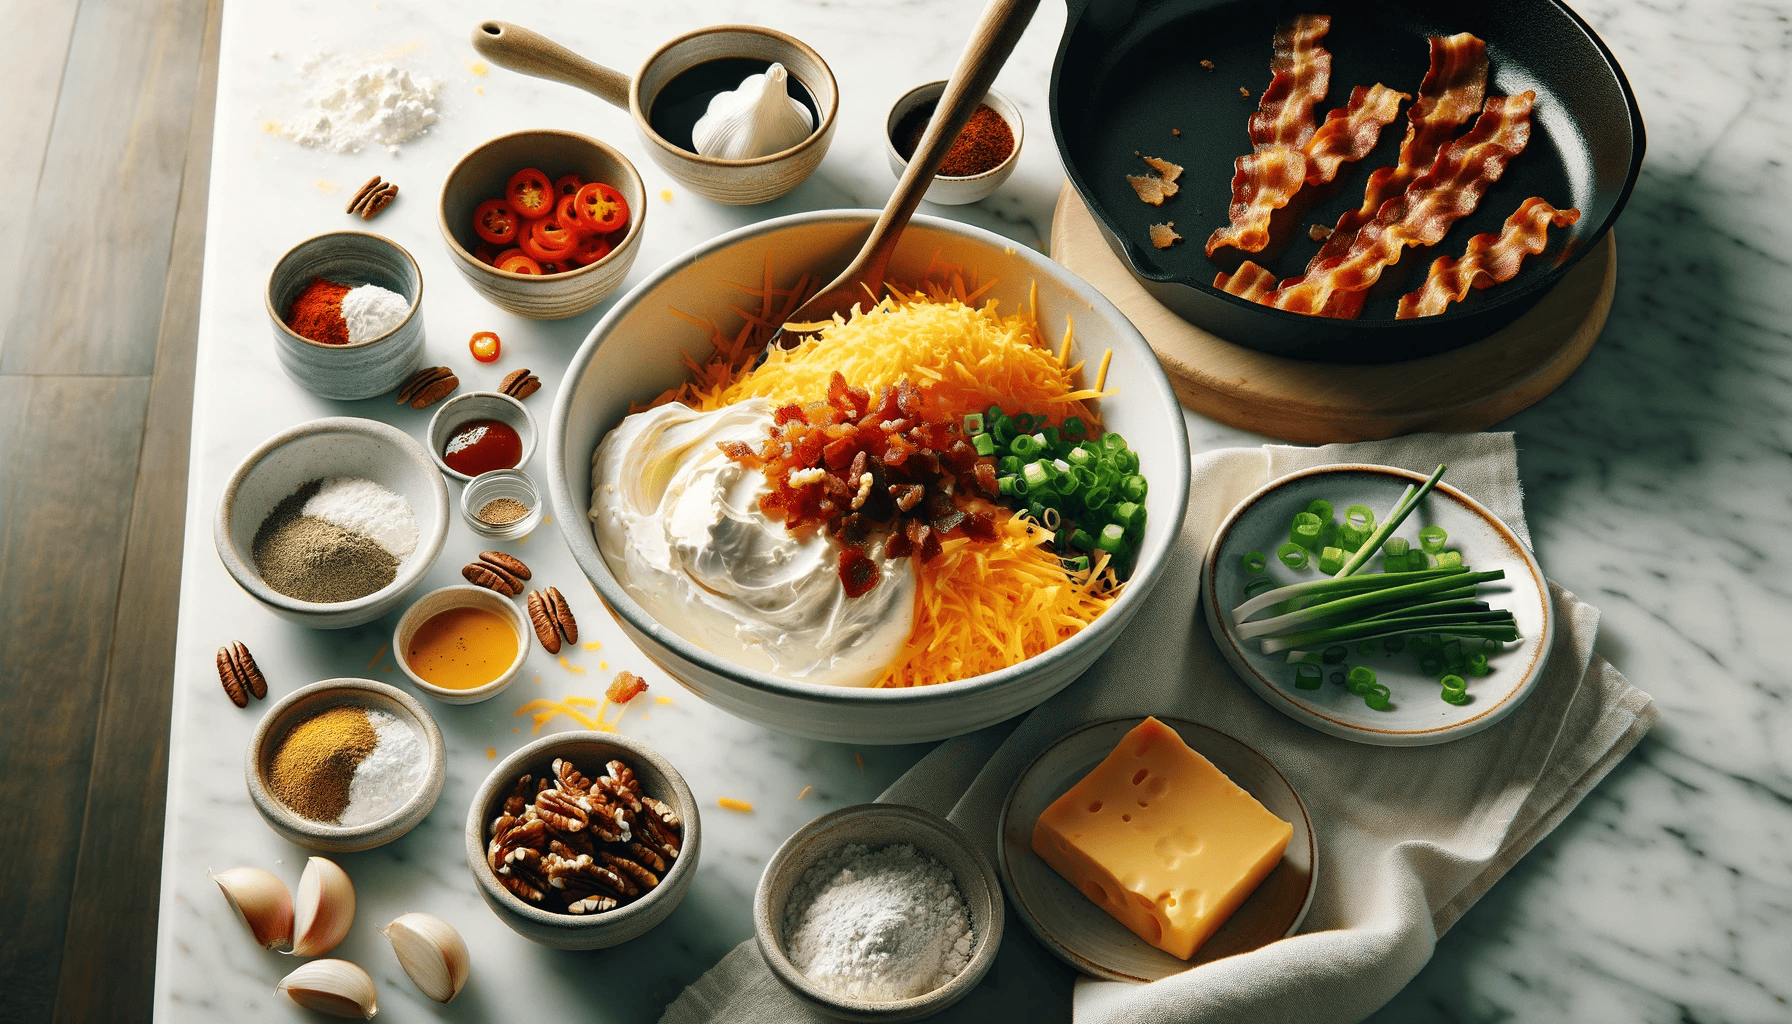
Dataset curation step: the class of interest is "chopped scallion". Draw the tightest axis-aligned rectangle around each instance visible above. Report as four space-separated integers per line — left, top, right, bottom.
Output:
1277 543 1310 570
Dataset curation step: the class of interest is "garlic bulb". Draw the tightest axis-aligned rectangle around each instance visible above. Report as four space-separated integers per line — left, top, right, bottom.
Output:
210 867 293 950
691 63 814 160
277 959 379 1019
291 856 356 957
383 912 470 1004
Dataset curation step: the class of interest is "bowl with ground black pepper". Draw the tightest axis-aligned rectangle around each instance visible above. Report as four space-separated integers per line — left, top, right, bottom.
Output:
885 82 1022 206
216 417 450 629
267 231 425 400
248 678 446 852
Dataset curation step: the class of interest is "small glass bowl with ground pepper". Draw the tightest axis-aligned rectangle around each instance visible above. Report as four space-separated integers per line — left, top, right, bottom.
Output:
460 467 544 540
884 82 1024 206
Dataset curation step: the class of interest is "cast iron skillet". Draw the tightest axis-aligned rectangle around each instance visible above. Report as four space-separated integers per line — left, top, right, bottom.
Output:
1050 0 1644 362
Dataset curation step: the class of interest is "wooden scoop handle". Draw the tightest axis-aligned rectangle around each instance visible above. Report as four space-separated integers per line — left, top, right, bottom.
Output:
472 21 631 109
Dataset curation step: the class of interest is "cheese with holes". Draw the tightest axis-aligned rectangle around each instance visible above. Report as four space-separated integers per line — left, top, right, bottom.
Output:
1030 717 1293 959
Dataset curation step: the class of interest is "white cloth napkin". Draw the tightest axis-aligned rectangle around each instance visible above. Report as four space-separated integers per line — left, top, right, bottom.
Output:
661 433 1658 1024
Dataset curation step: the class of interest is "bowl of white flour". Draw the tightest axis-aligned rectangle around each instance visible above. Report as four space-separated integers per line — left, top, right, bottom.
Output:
754 803 1003 1021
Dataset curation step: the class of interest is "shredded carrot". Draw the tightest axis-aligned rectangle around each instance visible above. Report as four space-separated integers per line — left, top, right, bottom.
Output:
797 785 813 800
365 644 388 671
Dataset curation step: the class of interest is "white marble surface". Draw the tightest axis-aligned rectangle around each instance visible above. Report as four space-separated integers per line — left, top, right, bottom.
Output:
154 1 1791 1022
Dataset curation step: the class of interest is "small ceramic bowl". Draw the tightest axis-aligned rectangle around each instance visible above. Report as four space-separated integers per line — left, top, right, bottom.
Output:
267 231 425 400
465 732 701 949
427 391 538 483
215 417 450 630
461 468 545 541
885 82 1023 206
246 678 446 852
754 803 1004 1022
392 585 530 705
439 129 646 319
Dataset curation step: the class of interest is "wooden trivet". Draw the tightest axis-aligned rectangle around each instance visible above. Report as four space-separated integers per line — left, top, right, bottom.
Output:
1049 184 1616 444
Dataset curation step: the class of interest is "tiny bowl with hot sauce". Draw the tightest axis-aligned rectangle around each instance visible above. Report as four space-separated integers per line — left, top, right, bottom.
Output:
427 390 539 483
393 585 530 704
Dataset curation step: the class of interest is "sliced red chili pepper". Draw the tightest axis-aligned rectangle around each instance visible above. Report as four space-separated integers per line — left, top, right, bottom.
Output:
520 217 578 262
495 253 543 275
573 182 630 235
553 173 586 198
538 259 569 275
568 232 613 267
493 248 528 266
469 331 502 361
506 168 555 220
473 199 518 244
472 241 501 266
555 193 586 230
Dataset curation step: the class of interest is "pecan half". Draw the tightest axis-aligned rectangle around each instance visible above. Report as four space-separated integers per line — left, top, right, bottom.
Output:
479 551 531 581
533 788 590 833
227 641 268 700
526 589 561 653
345 175 382 215
357 183 398 220
463 560 523 596
553 757 592 795
498 368 541 401
396 366 457 409
545 586 578 644
215 646 248 708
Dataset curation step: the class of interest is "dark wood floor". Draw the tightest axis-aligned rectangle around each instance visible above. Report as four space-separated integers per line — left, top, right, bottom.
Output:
0 0 220 1020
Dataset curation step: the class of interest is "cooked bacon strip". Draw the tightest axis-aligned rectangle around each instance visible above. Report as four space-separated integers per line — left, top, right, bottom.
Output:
1214 261 1279 302
1396 197 1581 318
1267 91 1536 316
1302 84 1409 185
1313 33 1488 266
1206 15 1331 255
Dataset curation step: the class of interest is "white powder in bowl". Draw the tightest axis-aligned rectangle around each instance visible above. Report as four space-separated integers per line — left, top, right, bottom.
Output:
339 710 426 827
341 283 411 343
282 58 440 155
782 842 973 1001
302 477 418 558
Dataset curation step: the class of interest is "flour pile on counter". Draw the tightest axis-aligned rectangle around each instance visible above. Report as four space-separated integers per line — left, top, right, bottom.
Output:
280 54 441 154
782 843 973 1001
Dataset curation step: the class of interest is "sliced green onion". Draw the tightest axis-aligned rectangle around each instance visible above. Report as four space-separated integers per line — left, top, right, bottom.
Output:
1072 529 1096 550
1242 551 1267 574
1013 413 1037 431
1306 499 1335 523
1277 543 1310 570
1294 664 1323 690
1101 432 1128 453
1346 666 1377 694
1062 417 1087 439
1010 433 1042 458
1322 645 1348 664
1096 523 1127 553
1084 485 1111 510
1121 474 1148 502
963 413 986 435
1243 575 1276 599
1318 546 1345 574
1345 504 1376 531
1363 682 1392 710
1021 461 1050 492
1419 525 1448 554
1062 554 1090 573
1043 426 1061 447
972 432 996 456
1115 501 1146 532
1291 512 1325 551
1334 465 1448 578
998 475 1018 496
1383 536 1410 558
1436 550 1463 570
1468 651 1490 676
1329 671 1347 686
1067 446 1094 467
993 417 1016 444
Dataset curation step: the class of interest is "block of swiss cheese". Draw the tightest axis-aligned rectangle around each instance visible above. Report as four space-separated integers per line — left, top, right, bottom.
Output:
1030 716 1294 959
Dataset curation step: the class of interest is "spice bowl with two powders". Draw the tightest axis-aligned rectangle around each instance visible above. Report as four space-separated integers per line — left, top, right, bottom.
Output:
246 678 446 852
266 231 425 400
215 417 449 629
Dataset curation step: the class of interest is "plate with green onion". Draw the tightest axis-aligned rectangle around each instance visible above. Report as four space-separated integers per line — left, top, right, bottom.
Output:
1202 464 1552 746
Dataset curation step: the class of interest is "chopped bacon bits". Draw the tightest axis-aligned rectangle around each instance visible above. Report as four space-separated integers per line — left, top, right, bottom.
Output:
1240 86 1251 98
1200 59 1215 71
837 545 881 599
606 671 648 703
1308 223 1333 241
1149 222 1183 249
1127 155 1185 206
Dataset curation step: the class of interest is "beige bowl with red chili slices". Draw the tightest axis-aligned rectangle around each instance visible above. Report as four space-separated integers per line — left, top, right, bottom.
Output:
438 129 647 320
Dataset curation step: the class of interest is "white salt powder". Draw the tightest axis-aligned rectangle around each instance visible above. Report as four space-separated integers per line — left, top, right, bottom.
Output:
302 477 417 558
341 283 411 343
282 58 440 155
340 711 426 827
782 843 973 1001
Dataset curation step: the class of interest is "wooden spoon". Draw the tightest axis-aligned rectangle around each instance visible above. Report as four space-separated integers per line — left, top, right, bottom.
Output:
774 0 1040 343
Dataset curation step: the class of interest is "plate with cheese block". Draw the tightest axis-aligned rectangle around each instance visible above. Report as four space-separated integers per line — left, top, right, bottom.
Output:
997 716 1315 982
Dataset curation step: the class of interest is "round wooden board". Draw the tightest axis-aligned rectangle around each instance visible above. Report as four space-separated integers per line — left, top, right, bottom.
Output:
1049 184 1616 443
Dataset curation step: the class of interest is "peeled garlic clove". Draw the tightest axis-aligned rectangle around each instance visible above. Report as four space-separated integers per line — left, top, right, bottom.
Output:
691 62 814 160
291 856 356 957
382 912 470 1003
210 866 294 950
276 959 378 1019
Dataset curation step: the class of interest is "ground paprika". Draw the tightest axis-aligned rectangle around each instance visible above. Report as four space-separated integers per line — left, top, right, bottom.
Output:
286 277 352 345
895 101 1015 178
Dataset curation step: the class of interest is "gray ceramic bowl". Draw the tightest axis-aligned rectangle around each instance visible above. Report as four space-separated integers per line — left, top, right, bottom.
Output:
465 732 701 949
438 129 645 320
266 231 425 400
392 584 530 704
885 83 1024 206
427 390 538 483
754 804 1004 1022
246 678 446 852
545 212 1191 744
215 417 450 629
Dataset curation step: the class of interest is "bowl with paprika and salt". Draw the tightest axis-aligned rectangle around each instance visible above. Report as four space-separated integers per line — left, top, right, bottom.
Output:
247 677 447 853
885 82 1023 206
267 231 425 400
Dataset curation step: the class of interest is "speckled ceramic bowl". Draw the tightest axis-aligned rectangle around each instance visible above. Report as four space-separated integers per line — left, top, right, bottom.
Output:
426 390 538 483
246 678 446 853
754 803 1004 1022
439 129 646 319
885 82 1023 206
266 231 425 400
214 417 450 629
465 732 701 950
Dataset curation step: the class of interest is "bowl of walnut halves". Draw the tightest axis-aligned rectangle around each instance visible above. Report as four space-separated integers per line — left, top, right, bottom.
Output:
465 731 700 949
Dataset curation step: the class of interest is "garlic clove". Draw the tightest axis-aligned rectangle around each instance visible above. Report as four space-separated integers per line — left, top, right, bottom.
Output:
691 62 814 160
276 959 379 1019
291 856 356 957
210 866 294 950
382 912 470 1003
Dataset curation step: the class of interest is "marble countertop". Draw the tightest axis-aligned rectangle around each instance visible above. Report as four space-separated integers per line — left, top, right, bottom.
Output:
154 1 1791 1021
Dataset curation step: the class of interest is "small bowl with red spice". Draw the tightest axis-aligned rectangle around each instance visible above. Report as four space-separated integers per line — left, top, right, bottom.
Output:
266 231 425 401
885 82 1023 206
427 390 538 483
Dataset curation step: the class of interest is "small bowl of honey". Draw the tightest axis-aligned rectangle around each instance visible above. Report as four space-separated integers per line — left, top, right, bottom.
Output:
428 390 538 483
394 584 530 704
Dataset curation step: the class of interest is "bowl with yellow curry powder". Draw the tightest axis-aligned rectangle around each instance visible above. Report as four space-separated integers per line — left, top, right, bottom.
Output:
247 678 446 852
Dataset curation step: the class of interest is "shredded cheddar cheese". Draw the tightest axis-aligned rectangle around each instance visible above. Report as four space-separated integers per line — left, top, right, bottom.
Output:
718 797 754 812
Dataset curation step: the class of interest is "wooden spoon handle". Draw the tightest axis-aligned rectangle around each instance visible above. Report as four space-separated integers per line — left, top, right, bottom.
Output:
472 21 631 109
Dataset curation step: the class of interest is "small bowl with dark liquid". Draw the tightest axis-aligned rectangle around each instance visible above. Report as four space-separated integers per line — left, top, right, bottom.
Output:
472 21 837 205
427 391 538 483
